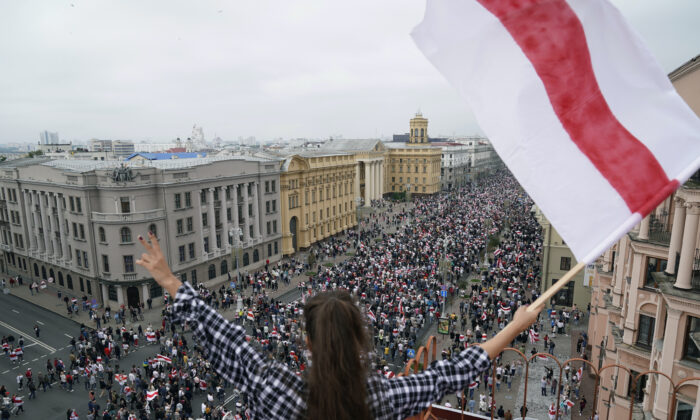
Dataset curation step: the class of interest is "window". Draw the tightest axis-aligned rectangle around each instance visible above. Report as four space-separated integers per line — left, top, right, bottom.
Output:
149 224 157 237
120 197 130 213
67 275 73 290
79 277 84 292
265 181 270 193
69 197 75 212
123 255 135 273
102 255 110 273
636 314 655 348
243 252 249 266
208 264 216 279
180 272 187 283
187 217 193 232
644 257 667 287
266 221 271 235
76 250 82 267
221 260 228 274
150 283 163 298
268 243 272 257
189 243 195 259
216 234 221 248
177 219 184 234
75 197 82 213
185 192 191 207
249 225 254 239
676 402 693 420
83 251 89 268
271 180 276 192
79 224 85 239
191 269 197 285
108 285 117 301
174 193 182 209
202 213 208 227
683 316 700 362
120 227 132 243
86 280 92 295
272 200 276 212
253 249 259 262
627 370 647 402
227 208 232 221
560 256 571 271
98 227 106 242
266 201 270 213
179 245 186 262
552 278 574 306
204 237 210 253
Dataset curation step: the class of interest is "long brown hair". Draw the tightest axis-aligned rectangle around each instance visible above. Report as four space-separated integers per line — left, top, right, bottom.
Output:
303 290 372 419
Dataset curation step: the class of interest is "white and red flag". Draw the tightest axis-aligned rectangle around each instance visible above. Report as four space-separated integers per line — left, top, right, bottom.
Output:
528 329 540 344
367 310 376 323
146 390 158 401
412 0 700 264
155 354 172 364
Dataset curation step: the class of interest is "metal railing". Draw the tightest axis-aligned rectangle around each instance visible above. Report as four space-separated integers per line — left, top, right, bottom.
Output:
648 212 671 243
91 209 165 223
400 336 700 420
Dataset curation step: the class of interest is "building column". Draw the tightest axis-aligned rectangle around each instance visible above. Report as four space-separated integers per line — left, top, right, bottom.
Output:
207 188 217 252
197 189 206 256
40 192 52 256
363 162 371 207
242 183 250 243
32 192 44 254
59 194 69 262
674 204 700 289
354 162 361 200
222 186 229 250
372 161 378 199
141 283 150 306
638 214 650 240
252 181 261 240
116 284 124 305
653 307 681 419
23 190 36 251
49 193 60 259
101 283 109 306
379 161 384 197
666 197 686 275
232 185 240 244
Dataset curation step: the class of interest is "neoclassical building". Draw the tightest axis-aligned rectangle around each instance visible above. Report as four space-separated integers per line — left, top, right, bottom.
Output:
277 152 357 255
320 138 386 206
587 55 700 420
0 156 282 308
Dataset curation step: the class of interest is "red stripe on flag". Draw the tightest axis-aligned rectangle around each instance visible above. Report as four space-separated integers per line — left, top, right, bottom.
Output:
476 0 678 215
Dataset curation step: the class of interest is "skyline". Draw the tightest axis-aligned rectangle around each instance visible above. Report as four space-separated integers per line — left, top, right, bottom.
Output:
1 0 699 144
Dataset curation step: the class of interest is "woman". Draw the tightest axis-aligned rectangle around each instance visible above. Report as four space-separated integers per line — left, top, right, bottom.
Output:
136 232 541 419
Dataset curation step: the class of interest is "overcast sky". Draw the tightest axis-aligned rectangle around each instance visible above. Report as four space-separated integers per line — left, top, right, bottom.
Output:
1 0 698 144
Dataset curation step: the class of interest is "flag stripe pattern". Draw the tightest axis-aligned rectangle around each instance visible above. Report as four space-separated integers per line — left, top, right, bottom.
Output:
411 0 700 263
476 0 675 215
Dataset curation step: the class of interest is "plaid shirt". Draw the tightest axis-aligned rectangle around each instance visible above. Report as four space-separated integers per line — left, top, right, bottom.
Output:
172 282 491 419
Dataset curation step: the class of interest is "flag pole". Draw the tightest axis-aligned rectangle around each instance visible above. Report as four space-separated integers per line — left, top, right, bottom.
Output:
527 262 586 312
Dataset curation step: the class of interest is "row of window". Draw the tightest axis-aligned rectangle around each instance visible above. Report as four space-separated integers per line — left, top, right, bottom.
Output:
179 242 279 283
391 185 428 193
391 177 430 185
174 183 273 210
304 203 351 225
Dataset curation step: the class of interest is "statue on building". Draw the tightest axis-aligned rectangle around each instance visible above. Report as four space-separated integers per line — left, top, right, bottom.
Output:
111 164 134 182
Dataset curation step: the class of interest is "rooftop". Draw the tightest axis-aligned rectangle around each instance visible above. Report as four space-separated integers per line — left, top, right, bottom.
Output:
319 138 382 152
40 155 277 173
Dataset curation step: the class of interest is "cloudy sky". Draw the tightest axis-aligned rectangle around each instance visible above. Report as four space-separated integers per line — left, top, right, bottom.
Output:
1 0 698 144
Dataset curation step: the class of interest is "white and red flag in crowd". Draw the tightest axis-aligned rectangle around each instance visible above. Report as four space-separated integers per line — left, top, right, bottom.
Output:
468 381 478 389
155 354 172 364
528 329 540 343
146 390 158 401
412 0 700 264
367 310 376 323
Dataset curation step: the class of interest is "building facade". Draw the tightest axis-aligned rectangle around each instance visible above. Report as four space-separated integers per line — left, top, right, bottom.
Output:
277 152 357 255
434 143 471 191
0 156 282 308
533 205 591 311
587 56 700 420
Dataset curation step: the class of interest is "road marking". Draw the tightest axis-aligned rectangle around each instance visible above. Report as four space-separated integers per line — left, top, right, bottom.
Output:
25 342 38 348
11 309 19 314
1 370 8 374
22 362 28 365
0 319 56 353
32 358 38 361
36 321 44 325
64 334 72 338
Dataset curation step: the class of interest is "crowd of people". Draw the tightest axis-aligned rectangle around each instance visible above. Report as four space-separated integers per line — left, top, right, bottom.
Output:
1 172 591 419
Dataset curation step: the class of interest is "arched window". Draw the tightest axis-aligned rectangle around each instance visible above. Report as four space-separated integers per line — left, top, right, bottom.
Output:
420 128 424 138
41 266 47 280
220 260 228 275
98 227 106 242
253 249 259 263
149 224 157 238
49 268 54 280
66 275 73 290
208 264 216 279
34 263 39 277
120 227 132 243
58 272 64 286
242 253 249 266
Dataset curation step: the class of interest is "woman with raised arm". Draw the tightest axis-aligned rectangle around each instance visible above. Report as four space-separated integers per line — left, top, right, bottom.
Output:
136 232 542 419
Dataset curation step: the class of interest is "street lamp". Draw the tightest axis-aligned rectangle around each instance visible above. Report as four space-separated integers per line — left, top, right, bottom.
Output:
229 227 243 282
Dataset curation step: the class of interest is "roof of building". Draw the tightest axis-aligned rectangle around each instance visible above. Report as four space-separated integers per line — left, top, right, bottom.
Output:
126 152 206 160
0 157 53 168
319 138 382 152
669 54 700 81
383 142 439 150
40 155 278 173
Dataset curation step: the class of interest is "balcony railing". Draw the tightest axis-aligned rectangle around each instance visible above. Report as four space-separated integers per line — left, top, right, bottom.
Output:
92 209 165 223
648 211 671 244
400 336 700 420
123 273 137 281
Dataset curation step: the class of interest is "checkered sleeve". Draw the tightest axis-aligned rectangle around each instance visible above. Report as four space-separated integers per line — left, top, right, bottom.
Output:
385 345 491 418
171 282 306 418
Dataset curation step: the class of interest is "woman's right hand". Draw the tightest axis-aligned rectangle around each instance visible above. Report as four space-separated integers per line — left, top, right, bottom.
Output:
136 231 182 297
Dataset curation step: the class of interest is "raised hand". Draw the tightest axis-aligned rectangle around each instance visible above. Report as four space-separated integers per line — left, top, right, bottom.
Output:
136 231 182 297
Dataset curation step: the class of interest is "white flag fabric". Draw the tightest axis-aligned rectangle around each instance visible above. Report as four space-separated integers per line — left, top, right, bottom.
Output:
412 0 700 263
